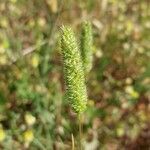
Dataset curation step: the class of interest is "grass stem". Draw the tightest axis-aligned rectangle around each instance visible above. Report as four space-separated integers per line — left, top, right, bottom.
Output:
71 134 75 150
78 114 82 150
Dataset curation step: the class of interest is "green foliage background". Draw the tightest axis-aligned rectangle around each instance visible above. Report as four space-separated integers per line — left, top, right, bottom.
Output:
0 0 149 149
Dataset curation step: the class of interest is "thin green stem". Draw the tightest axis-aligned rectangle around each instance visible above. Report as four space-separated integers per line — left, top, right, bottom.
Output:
78 114 82 150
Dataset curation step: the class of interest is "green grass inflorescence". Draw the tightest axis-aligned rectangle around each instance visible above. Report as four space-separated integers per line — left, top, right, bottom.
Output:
80 21 93 75
60 26 87 114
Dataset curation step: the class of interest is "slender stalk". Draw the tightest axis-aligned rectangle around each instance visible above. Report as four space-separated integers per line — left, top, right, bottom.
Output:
78 114 82 150
71 134 75 150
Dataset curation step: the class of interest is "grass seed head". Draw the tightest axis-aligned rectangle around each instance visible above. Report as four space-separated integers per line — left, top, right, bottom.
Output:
80 21 93 75
60 26 87 114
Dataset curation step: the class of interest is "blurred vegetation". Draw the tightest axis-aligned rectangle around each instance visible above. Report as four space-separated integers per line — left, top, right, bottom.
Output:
0 0 150 149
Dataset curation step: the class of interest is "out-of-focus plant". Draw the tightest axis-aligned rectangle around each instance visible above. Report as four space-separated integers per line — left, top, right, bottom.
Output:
24 113 36 126
0 126 6 142
80 21 93 75
23 129 34 147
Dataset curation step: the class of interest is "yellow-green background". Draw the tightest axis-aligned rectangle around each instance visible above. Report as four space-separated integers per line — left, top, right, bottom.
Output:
0 0 149 149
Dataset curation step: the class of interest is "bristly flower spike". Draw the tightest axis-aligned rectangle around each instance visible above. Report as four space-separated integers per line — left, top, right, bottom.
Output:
60 26 87 114
80 21 93 75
